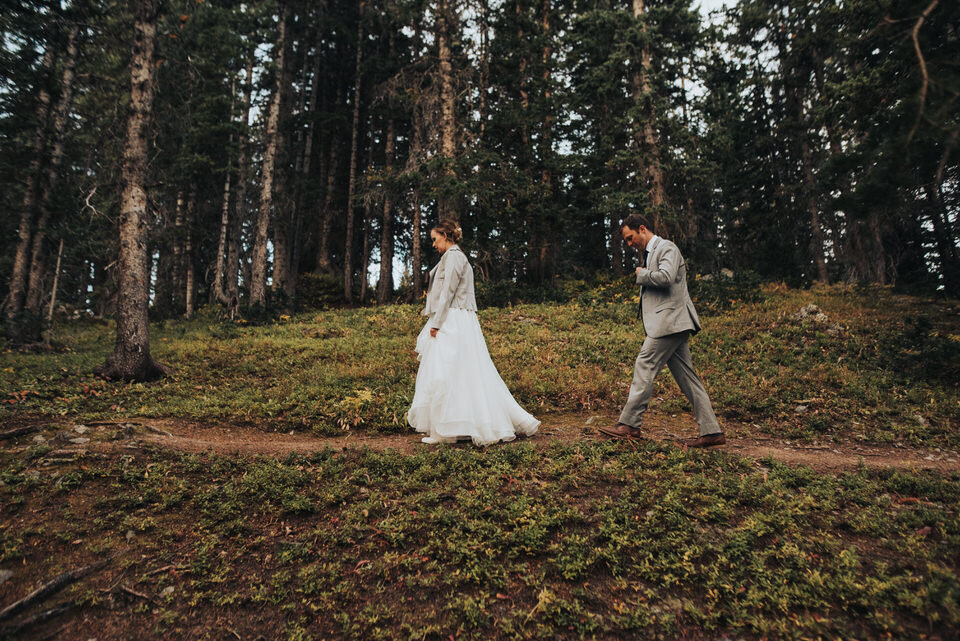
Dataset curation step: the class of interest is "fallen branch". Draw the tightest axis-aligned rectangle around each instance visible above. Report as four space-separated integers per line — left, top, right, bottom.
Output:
144 564 186 577
143 424 174 437
0 603 75 638
0 426 41 441
0 556 114 622
119 585 152 602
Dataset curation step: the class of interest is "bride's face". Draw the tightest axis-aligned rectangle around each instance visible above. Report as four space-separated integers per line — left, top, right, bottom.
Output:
431 230 450 254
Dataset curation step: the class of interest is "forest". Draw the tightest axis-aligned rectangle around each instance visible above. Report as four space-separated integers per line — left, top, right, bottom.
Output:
2 3 960 638
2 0 957 362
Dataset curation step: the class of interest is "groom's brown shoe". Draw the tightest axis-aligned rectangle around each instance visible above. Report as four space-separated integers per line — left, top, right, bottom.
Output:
598 423 644 439
679 432 726 449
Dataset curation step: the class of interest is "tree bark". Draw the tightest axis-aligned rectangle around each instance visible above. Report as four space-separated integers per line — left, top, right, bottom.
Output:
212 77 236 306
868 209 887 285
344 5 365 303
42 238 64 347
377 118 396 304
154 206 174 315
359 138 374 303
478 0 490 142
96 0 169 381
631 0 665 227
436 0 457 221
227 49 255 307
535 0 555 283
272 13 296 304
359 202 372 303
171 192 185 312
6 41 54 323
46 238 64 324
801 135 829 284
316 121 340 274
296 28 323 211
183 195 195 318
410 187 423 299
250 3 290 308
25 21 81 318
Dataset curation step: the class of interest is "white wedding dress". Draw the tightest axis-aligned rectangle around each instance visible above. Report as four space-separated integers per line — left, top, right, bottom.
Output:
407 309 540 446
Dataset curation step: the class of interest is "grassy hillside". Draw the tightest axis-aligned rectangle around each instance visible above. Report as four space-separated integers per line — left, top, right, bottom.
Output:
1 284 959 640
2 284 958 447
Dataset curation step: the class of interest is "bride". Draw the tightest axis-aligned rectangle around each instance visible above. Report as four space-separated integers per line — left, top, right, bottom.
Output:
407 220 540 445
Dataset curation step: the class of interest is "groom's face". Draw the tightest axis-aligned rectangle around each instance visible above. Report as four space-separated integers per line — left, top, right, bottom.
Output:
622 226 647 250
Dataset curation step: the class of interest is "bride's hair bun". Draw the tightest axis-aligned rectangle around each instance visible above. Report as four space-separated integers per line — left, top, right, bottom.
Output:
432 219 463 243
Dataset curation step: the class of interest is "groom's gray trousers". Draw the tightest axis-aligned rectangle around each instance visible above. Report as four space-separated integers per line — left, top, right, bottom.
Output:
618 331 720 435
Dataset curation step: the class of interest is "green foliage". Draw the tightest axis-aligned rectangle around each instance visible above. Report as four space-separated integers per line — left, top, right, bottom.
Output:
296 272 347 310
1 441 958 638
1 285 958 448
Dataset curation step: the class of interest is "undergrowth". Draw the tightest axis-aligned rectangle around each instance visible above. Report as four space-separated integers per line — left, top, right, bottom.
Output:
1 284 958 447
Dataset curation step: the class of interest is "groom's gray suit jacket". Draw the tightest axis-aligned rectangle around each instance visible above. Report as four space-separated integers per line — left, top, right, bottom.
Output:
636 236 701 338
423 245 477 329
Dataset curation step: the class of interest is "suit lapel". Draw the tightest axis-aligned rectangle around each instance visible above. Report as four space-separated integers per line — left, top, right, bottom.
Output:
638 237 661 319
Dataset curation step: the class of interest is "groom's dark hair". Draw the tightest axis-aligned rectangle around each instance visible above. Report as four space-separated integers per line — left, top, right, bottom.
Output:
620 213 653 233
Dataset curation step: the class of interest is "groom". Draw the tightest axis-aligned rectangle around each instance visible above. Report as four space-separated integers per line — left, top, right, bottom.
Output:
599 214 725 448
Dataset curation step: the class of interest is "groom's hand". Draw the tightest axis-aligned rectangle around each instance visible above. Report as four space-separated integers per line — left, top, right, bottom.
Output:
430 328 439 338
636 266 645 276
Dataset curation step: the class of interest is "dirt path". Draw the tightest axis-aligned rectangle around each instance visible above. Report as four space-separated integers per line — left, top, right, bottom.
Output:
9 413 953 475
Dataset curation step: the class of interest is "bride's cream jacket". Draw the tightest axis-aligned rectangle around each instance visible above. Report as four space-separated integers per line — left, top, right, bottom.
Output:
423 245 477 329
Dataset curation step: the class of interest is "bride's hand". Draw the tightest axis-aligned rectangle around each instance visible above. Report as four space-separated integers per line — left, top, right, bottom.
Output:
430 328 438 338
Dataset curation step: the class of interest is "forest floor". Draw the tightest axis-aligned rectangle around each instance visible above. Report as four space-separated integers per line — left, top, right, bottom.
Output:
5 410 960 475
2 414 959 641
1 285 958 640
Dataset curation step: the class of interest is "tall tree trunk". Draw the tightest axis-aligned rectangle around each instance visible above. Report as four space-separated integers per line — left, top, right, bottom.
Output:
96 0 169 381
410 187 423 299
344 5 364 303
478 0 490 142
271 8 295 304
172 192 185 312
93 260 107 318
801 135 829 284
925 133 960 294
536 0 554 283
210 93 236 305
25 21 81 318
6 42 54 323
316 125 340 274
377 118 396 304
868 209 887 285
631 0 665 227
296 29 322 215
227 49 255 307
359 139 374 303
436 0 457 221
286 32 324 303
183 195 195 318
154 201 173 316
359 201 372 303
213 162 232 305
315 80 343 275
212 79 236 306
250 3 290 308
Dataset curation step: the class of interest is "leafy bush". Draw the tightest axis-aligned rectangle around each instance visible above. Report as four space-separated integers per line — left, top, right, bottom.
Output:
689 269 765 313
475 279 571 307
475 269 765 313
297 272 347 310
